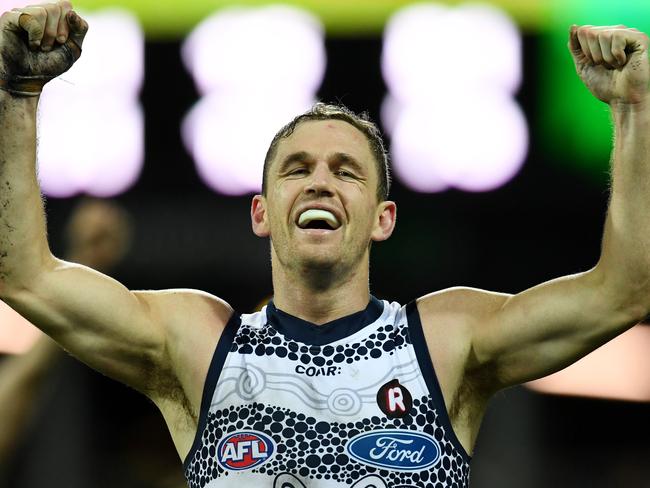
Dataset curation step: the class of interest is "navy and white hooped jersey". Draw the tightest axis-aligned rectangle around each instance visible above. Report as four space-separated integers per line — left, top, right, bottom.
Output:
183 297 471 488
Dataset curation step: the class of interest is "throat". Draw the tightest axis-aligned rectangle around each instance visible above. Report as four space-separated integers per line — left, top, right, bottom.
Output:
271 261 371 325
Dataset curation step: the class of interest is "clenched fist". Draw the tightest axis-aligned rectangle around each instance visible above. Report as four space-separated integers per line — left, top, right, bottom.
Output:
0 1 88 97
569 25 650 107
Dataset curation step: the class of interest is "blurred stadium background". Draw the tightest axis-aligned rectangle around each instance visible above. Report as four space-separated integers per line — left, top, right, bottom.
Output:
1 0 650 486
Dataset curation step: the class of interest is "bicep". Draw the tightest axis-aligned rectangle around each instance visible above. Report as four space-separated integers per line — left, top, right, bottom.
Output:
2 258 166 392
473 268 643 390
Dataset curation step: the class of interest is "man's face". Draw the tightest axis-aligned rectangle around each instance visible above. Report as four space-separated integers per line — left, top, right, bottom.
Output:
251 119 396 274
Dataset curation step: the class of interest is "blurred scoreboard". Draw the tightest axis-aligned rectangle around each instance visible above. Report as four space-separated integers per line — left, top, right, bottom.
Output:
67 0 548 37
6 0 650 192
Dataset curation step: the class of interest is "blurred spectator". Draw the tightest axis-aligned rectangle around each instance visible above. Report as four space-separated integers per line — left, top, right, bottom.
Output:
0 198 184 487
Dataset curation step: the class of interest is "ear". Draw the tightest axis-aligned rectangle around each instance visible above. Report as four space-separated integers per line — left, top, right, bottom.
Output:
251 195 270 237
371 200 396 242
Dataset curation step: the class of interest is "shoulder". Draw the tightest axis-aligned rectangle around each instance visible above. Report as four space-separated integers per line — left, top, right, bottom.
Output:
415 286 511 326
133 288 234 330
413 287 512 377
134 289 235 413
132 288 234 380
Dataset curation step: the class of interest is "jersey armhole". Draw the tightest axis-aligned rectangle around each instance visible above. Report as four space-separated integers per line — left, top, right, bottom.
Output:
182 311 241 471
406 300 472 464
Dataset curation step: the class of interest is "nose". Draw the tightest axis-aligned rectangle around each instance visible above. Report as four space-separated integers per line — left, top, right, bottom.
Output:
304 162 334 197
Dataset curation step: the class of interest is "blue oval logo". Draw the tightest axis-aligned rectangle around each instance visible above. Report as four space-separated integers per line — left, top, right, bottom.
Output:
346 429 441 471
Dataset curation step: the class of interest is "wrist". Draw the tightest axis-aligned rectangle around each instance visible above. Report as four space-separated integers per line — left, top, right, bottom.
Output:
0 75 49 98
0 88 39 111
610 95 650 115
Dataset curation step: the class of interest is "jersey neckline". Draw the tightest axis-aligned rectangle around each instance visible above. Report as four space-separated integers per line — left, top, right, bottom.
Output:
266 295 384 346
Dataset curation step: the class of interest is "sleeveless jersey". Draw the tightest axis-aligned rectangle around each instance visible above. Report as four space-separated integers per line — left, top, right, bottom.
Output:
183 297 471 488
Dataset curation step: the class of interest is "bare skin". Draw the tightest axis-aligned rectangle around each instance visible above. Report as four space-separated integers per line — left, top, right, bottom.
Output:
0 1 649 470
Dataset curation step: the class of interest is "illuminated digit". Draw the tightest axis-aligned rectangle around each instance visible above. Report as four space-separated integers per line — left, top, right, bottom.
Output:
382 4 528 192
181 6 326 195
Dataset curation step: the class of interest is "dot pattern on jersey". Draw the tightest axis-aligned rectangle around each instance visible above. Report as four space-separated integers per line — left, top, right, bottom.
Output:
230 322 411 369
185 397 469 488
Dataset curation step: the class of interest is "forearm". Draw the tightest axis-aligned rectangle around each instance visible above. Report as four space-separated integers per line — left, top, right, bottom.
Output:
598 101 650 309
0 91 52 292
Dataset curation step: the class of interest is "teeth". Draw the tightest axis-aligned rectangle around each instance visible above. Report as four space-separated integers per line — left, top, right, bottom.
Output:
298 209 340 229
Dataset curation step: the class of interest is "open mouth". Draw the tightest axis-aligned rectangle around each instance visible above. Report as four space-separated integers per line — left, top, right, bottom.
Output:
297 209 341 231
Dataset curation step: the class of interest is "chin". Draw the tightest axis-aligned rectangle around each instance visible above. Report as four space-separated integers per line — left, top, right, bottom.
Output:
298 251 341 270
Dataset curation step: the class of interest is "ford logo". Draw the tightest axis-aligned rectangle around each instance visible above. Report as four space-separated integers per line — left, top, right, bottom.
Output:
346 429 441 471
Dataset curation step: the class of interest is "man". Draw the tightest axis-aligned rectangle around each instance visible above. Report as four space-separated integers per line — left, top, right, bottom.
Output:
0 2 648 487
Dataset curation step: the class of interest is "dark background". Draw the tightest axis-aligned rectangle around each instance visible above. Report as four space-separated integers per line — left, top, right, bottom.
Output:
3 34 650 487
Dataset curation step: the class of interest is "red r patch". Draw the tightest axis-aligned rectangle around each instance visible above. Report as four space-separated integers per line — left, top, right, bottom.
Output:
377 378 413 419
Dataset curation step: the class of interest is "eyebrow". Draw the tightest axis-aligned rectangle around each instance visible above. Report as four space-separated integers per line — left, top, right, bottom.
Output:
331 152 366 175
278 151 313 173
277 151 366 175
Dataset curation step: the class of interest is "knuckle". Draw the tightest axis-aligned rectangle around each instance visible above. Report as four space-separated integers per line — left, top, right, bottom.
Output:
46 3 61 16
33 8 46 21
40 4 53 16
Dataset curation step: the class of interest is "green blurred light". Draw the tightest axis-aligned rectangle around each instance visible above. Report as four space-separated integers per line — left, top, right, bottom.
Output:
539 0 650 182
71 0 547 38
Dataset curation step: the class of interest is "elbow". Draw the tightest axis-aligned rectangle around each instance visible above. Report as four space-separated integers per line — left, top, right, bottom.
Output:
0 254 57 300
0 276 30 302
591 263 650 324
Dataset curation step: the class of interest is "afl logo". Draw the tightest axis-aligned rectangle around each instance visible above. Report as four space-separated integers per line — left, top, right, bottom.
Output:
217 431 276 471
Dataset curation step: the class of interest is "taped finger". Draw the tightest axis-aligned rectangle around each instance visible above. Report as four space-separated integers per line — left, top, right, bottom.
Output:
40 3 62 51
56 1 73 43
18 10 45 49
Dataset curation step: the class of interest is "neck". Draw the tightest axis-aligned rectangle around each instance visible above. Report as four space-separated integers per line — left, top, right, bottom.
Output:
271 255 371 325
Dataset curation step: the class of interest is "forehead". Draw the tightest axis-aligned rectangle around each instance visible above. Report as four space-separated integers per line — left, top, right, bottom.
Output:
273 119 374 166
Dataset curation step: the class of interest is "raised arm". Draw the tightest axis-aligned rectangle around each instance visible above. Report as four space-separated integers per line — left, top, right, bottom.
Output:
421 25 650 396
0 2 161 389
0 2 231 406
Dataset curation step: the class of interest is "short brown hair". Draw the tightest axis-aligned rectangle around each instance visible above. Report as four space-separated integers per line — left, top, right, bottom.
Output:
262 102 391 201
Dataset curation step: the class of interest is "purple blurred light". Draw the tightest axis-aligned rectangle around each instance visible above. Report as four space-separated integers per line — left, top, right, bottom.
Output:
382 4 528 193
182 6 325 95
391 93 528 192
182 6 325 196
